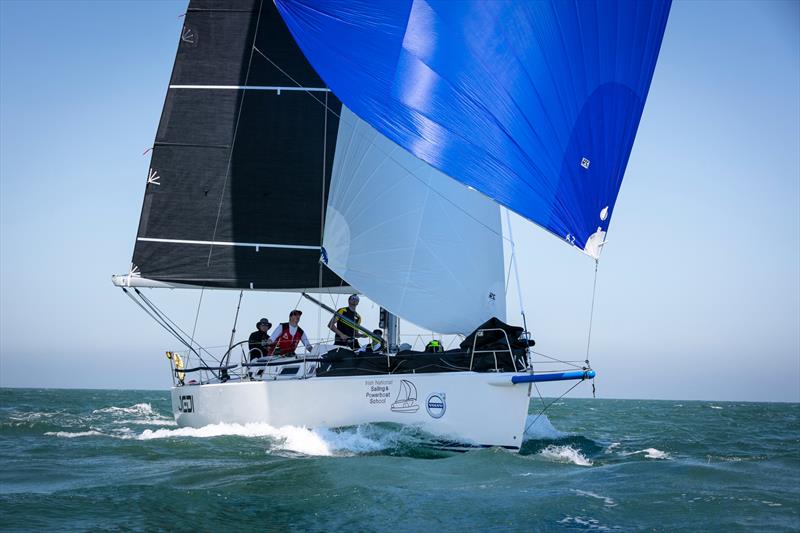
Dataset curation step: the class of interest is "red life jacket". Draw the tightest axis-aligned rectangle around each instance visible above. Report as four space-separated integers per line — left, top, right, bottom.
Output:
270 323 304 355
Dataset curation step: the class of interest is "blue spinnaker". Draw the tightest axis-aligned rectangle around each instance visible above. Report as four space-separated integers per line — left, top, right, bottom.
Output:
275 0 670 257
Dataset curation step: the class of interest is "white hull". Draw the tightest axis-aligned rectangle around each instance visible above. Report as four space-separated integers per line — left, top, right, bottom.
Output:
171 371 532 450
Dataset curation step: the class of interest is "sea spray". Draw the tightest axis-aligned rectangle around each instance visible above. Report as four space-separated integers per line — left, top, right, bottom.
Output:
539 444 593 466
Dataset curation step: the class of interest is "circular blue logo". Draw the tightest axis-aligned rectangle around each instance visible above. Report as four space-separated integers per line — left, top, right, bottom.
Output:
426 393 446 419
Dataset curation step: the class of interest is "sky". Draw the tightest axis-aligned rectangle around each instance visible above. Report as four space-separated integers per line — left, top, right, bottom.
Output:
0 0 798 402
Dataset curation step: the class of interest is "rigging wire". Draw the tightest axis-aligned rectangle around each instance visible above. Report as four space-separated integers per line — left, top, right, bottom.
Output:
318 90 329 292
253 46 507 245
206 0 265 266
530 350 587 367
253 47 341 119
226 290 244 355
585 259 600 367
122 288 213 370
134 289 218 365
524 378 586 436
504 208 529 335
189 286 206 352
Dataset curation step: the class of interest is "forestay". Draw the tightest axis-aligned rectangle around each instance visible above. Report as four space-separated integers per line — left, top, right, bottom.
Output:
324 107 505 334
275 0 671 258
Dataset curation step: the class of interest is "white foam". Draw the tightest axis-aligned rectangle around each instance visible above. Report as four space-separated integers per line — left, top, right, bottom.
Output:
643 448 670 459
572 489 617 507
92 403 157 416
45 430 105 438
523 415 566 440
557 516 610 530
539 445 593 466
313 426 391 454
120 419 178 426
709 405 723 410
619 447 670 459
604 442 621 453
135 422 394 457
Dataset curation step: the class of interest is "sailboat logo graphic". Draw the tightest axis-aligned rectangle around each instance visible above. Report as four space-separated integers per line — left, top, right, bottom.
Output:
391 380 420 413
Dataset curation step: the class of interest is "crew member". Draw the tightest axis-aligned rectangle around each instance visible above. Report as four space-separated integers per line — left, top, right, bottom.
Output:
328 294 364 349
269 310 314 356
359 329 385 354
248 318 272 360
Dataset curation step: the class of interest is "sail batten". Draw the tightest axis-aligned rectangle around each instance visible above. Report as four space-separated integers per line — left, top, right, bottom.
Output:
137 237 320 251
169 85 330 92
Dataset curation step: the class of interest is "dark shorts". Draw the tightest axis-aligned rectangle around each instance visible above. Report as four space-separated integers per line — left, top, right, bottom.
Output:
334 338 360 349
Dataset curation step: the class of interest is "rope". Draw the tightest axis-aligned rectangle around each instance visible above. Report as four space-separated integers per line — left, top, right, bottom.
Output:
189 286 205 352
122 289 215 372
319 90 329 291
524 379 586 435
504 208 529 335
133 289 220 367
530 351 587 368
585 259 600 366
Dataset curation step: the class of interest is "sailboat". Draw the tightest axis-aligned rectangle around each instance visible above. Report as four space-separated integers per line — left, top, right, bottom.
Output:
113 0 670 451
391 380 420 414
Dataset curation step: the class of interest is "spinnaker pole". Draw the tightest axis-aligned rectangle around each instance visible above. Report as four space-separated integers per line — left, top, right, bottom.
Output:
301 293 386 346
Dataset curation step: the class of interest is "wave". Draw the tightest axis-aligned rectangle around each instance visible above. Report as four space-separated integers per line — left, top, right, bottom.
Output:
92 403 175 427
119 419 177 426
523 414 566 440
539 444 593 466
92 403 160 417
605 442 621 453
557 516 613 531
642 448 670 459
619 447 670 460
44 430 106 438
139 422 399 457
571 489 617 507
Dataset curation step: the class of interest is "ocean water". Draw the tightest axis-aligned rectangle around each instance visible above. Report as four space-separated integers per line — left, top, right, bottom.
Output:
0 388 797 532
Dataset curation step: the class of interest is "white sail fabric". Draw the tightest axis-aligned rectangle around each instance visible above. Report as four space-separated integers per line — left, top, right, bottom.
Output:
323 107 506 334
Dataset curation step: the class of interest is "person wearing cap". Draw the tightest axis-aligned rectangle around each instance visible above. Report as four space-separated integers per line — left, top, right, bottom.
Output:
328 294 364 349
268 310 314 356
248 318 273 361
358 329 385 354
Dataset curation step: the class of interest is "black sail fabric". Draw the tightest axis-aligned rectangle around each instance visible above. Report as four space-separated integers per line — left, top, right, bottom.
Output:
131 0 345 290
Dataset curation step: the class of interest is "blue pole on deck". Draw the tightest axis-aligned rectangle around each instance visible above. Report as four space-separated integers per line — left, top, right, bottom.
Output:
511 370 596 384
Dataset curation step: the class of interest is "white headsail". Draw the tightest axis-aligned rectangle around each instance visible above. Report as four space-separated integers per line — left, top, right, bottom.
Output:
323 107 506 334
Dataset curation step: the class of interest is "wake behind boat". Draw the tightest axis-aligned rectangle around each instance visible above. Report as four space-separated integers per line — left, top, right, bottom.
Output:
113 0 669 451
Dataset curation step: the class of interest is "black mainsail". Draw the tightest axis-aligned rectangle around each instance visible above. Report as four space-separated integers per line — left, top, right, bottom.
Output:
127 0 345 291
